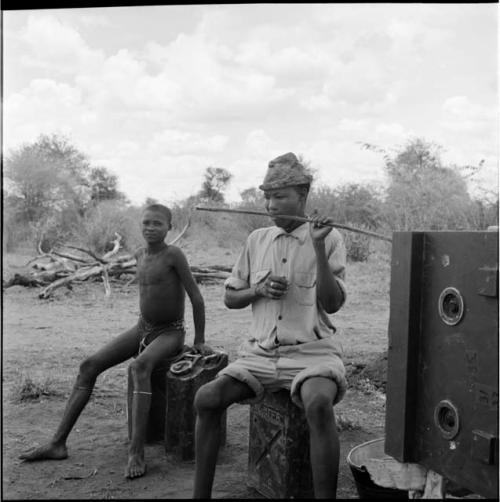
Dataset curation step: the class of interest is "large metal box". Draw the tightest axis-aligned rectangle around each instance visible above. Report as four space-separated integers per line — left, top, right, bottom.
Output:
248 389 314 499
385 231 498 499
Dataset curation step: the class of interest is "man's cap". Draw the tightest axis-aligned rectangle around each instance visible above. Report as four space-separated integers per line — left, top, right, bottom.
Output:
258 152 313 191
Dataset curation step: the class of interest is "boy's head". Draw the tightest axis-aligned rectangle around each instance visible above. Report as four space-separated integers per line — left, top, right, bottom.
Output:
141 204 172 244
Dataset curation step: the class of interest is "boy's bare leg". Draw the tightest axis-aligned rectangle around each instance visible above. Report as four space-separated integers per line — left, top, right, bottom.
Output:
126 330 184 479
19 326 141 461
300 377 340 499
193 375 254 498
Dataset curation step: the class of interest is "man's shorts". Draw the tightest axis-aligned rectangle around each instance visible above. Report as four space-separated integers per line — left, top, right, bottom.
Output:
217 336 347 409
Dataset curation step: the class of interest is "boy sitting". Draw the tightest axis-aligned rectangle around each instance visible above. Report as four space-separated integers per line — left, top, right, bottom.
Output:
20 203 212 479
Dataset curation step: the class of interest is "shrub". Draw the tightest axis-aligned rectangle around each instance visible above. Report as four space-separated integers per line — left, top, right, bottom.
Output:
10 375 63 402
341 224 371 262
79 200 140 254
3 204 81 253
336 411 362 431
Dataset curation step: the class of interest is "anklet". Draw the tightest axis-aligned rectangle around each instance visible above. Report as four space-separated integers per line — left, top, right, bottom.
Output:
133 391 152 395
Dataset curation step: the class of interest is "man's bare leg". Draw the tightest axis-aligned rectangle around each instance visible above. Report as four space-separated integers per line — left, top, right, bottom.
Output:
300 377 340 499
19 326 140 462
125 331 184 479
193 376 254 498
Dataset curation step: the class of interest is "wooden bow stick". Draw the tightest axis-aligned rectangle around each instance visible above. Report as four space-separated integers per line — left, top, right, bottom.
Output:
195 206 392 242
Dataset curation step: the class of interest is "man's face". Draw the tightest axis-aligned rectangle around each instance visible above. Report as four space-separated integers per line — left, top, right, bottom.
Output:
141 209 171 244
264 186 306 228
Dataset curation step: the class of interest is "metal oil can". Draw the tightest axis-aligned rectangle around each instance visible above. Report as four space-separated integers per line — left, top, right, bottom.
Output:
247 389 314 499
164 351 228 460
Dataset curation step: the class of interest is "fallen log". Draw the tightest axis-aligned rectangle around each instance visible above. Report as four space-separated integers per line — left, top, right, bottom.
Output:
191 266 232 274
192 271 230 283
38 264 106 299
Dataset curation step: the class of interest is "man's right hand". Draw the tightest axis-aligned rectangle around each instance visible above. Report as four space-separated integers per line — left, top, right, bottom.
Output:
255 274 289 299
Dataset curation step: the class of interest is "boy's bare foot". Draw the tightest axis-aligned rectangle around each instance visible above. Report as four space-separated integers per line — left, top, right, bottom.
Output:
125 453 146 479
19 442 68 462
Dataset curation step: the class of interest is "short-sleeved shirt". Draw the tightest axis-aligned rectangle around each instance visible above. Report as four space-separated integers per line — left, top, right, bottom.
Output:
224 223 347 349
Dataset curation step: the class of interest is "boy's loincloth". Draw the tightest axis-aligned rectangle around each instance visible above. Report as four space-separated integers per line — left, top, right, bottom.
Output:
136 315 185 355
217 336 347 409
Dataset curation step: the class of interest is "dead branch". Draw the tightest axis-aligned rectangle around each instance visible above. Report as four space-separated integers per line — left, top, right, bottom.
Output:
168 216 191 246
191 265 232 274
38 264 105 299
64 245 108 264
193 271 230 282
27 240 73 271
102 233 122 260
37 239 52 256
102 267 111 296
51 251 94 264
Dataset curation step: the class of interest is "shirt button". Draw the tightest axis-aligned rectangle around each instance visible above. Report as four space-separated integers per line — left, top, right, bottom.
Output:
278 315 282 320
282 258 287 263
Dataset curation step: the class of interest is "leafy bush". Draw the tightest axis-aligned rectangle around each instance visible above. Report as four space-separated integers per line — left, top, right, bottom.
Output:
341 225 371 262
79 200 140 254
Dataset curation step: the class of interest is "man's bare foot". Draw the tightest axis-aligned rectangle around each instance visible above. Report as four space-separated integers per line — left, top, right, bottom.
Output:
19 442 68 462
125 453 146 479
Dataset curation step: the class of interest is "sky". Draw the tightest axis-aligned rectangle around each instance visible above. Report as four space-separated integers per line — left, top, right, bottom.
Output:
3 3 498 206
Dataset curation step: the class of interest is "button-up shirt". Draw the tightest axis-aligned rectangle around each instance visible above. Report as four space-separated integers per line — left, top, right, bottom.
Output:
224 223 347 349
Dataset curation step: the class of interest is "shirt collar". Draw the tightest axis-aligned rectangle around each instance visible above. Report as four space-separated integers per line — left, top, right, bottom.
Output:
271 222 309 244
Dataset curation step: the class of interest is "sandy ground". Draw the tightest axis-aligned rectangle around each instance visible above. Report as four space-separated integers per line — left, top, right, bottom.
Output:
3 251 390 499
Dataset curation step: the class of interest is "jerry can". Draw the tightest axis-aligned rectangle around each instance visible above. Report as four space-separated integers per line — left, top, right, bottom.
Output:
165 350 228 460
248 389 314 499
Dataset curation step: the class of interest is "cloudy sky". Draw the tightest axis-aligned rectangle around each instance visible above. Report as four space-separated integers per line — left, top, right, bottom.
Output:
3 3 498 205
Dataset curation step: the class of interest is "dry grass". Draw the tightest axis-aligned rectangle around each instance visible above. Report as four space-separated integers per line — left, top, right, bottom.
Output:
336 411 363 431
10 374 64 403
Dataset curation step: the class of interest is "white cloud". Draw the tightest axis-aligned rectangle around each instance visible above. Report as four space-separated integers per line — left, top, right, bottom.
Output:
4 79 83 146
18 14 105 74
79 13 112 28
2 5 497 205
374 122 410 140
245 129 273 154
338 119 370 133
300 94 333 112
441 96 497 133
148 129 229 155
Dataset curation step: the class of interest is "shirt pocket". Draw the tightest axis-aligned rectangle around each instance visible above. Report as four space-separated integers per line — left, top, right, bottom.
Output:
250 269 271 286
293 271 316 306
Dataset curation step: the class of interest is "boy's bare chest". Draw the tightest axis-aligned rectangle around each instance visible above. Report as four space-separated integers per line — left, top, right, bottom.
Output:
137 254 176 285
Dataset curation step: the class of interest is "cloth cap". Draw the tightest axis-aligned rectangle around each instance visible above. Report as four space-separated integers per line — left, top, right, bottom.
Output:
259 152 313 191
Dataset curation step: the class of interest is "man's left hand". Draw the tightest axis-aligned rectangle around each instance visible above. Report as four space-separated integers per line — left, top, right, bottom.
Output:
309 211 333 242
